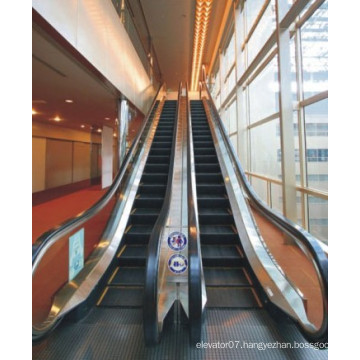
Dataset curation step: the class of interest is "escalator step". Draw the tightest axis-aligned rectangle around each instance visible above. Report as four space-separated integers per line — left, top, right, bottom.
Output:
123 225 152 244
150 142 172 149
199 213 233 225
206 287 260 308
99 286 143 307
197 184 225 194
153 135 173 141
129 213 159 225
196 173 223 183
194 135 213 141
193 141 215 148
154 130 173 136
144 164 170 173
200 232 238 245
194 155 218 164
133 196 164 208
141 173 168 184
118 245 147 265
204 267 250 286
194 148 216 155
200 225 236 235
146 155 170 164
110 267 145 286
195 164 221 172
197 195 230 208
192 129 211 135
201 244 241 258
130 208 160 225
138 184 166 195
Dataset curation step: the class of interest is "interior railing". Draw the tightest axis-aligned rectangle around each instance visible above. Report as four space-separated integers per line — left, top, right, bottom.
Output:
200 68 328 344
143 83 182 345
32 83 164 340
186 83 206 345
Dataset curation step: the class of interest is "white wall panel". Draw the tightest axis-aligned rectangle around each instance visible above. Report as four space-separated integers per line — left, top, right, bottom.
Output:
73 142 91 182
33 0 155 114
32 0 78 47
101 126 113 188
46 139 73 188
32 137 46 193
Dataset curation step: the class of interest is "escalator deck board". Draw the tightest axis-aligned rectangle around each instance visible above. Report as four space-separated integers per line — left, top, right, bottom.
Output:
206 287 261 308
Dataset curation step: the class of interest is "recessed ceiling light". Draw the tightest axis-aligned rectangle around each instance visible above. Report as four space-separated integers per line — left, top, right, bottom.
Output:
105 117 110 120
65 99 74 103
32 109 37 115
51 116 62 122
97 128 102 133
81 125 85 128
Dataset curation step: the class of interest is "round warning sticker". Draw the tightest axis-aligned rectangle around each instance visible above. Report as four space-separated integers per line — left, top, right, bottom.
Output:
168 254 188 274
167 231 187 251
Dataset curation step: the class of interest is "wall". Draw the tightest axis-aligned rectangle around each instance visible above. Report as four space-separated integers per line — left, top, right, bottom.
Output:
32 138 46 192
33 122 102 193
32 0 156 115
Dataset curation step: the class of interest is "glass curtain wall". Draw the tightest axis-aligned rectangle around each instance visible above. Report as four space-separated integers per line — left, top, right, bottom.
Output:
207 0 328 243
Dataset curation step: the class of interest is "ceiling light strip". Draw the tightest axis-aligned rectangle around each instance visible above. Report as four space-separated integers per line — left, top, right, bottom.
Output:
190 0 213 91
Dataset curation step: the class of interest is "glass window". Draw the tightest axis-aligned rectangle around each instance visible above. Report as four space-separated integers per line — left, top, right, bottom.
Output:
230 134 238 154
308 195 328 243
246 0 267 34
222 34 235 79
248 57 279 123
270 182 283 213
250 119 282 179
228 100 237 134
300 1 328 98
304 99 328 191
290 37 298 102
235 6 245 79
247 2 276 64
251 176 268 204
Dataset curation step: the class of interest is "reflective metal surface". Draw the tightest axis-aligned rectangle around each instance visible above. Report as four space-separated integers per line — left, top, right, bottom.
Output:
186 82 207 344
157 86 189 324
203 99 311 322
32 85 165 340
200 70 327 343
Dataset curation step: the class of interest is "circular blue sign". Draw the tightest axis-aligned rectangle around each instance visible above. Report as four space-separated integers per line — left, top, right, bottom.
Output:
167 231 187 251
168 254 188 274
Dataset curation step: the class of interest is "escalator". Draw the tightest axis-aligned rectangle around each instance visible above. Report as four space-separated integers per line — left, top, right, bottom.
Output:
33 88 327 359
190 100 262 309
97 100 177 309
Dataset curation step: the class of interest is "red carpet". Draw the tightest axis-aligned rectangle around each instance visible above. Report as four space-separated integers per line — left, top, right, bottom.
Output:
32 185 107 244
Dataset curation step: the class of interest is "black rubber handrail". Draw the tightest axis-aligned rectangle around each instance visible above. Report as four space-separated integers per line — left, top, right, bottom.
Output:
200 69 328 344
143 83 182 346
186 82 204 344
33 83 164 266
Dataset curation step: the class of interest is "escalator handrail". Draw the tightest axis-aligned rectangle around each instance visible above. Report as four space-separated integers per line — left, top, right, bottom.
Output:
32 83 164 269
143 83 182 345
186 83 204 344
200 70 328 342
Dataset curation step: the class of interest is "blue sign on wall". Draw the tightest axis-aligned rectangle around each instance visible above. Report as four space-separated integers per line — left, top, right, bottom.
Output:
69 228 84 281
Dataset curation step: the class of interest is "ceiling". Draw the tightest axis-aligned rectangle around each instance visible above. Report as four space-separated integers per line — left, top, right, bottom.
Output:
32 25 118 133
32 0 228 131
129 0 228 90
